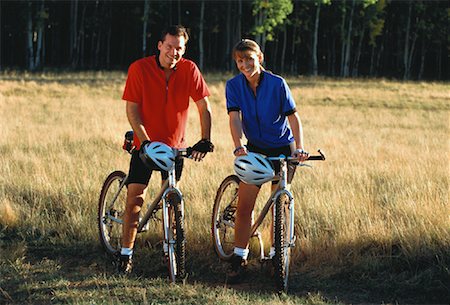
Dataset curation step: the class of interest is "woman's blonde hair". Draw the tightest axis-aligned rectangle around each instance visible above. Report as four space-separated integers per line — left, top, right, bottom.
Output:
232 39 262 59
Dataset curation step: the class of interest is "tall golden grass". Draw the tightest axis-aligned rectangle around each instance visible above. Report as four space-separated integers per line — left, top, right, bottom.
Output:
0 72 448 276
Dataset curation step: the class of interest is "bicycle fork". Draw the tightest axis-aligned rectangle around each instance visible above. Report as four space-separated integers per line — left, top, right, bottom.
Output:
162 188 184 255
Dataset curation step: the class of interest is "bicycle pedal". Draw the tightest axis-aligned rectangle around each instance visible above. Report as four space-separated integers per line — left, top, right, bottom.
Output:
251 230 261 238
260 256 272 264
289 235 297 248
138 218 150 232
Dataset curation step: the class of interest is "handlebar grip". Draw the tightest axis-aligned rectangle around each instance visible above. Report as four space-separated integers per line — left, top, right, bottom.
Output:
307 149 326 161
307 155 325 161
186 147 193 157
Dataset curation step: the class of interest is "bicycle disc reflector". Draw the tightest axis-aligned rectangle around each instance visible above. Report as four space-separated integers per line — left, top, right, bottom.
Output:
144 142 176 171
234 152 275 185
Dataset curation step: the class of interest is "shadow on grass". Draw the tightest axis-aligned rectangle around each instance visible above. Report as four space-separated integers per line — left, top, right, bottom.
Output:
1 227 449 304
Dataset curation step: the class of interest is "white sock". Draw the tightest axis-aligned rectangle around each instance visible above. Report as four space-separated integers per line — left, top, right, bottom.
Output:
233 247 249 260
269 247 275 259
120 247 133 257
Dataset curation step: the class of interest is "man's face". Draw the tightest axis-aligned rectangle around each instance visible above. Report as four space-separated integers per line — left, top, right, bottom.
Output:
234 50 262 79
158 34 186 69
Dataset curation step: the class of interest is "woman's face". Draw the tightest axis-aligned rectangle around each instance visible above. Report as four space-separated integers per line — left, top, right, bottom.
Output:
234 50 262 79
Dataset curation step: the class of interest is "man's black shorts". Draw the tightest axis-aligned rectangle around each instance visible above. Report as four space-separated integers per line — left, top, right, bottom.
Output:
126 150 184 186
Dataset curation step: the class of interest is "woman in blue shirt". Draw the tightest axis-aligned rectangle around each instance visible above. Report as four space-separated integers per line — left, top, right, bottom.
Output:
226 39 309 283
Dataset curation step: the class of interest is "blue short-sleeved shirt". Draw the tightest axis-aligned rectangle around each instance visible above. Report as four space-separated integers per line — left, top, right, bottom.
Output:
226 71 297 149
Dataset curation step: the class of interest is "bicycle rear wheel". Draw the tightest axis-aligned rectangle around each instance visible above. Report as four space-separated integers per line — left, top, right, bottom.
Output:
274 193 292 293
211 175 240 261
98 170 127 257
166 193 186 282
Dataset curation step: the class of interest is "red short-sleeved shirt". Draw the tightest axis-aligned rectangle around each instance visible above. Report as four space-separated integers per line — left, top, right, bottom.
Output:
122 56 210 149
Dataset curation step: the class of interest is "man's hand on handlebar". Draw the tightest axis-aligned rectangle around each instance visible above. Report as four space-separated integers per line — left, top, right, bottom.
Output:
191 139 214 161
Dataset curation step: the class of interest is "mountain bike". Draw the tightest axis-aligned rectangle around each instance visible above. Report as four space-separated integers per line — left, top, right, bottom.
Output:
98 131 192 282
211 150 326 292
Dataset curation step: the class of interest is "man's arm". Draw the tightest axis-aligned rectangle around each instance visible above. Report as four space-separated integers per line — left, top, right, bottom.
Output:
126 101 150 146
195 97 212 140
191 97 212 161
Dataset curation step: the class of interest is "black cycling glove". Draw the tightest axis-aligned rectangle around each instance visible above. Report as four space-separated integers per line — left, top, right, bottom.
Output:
192 139 214 153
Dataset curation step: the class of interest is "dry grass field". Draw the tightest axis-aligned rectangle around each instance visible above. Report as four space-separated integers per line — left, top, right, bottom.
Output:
0 71 449 304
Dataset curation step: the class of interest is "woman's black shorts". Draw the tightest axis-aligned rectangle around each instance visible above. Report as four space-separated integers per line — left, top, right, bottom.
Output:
246 142 296 185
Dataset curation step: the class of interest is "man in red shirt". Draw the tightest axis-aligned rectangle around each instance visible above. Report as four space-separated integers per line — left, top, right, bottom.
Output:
119 25 214 273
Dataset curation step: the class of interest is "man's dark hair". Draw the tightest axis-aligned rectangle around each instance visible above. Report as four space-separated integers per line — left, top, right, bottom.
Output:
160 25 189 43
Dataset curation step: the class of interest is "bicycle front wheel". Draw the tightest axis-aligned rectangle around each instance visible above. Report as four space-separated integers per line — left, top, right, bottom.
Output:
211 175 240 261
274 193 292 293
166 193 186 282
98 170 127 257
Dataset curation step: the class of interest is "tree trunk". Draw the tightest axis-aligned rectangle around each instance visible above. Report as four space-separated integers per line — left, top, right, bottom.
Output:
281 24 287 74
343 0 355 77
436 42 442 79
375 40 384 77
95 29 102 69
403 0 412 80
27 1 35 71
352 25 365 77
235 0 242 40
106 21 111 68
273 38 279 71
224 0 231 70
177 0 181 24
231 0 242 71
312 2 321 76
369 45 375 76
78 3 87 68
199 0 205 70
418 39 425 80
142 0 150 57
34 0 45 70
70 0 78 64
339 0 347 76
407 34 417 79
106 1 112 68
255 11 262 47
290 26 297 74
330 35 336 76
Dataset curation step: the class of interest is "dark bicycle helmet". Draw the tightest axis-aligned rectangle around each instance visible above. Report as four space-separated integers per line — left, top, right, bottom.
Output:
234 152 275 185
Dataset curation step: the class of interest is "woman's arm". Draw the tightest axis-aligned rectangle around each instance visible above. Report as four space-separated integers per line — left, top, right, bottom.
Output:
229 111 247 156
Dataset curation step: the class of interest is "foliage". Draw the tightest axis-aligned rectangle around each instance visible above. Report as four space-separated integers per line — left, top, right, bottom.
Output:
252 0 293 41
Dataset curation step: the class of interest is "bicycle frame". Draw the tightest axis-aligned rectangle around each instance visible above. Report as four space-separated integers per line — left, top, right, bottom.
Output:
104 150 186 256
248 157 297 261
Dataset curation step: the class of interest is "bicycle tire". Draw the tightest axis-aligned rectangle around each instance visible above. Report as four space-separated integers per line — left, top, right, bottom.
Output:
211 175 240 261
166 193 186 282
274 193 292 293
98 170 127 257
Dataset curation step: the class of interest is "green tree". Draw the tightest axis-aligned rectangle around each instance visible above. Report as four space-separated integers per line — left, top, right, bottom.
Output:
252 0 293 52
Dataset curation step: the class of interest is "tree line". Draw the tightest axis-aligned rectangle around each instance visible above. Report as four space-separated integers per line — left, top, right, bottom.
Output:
1 0 448 80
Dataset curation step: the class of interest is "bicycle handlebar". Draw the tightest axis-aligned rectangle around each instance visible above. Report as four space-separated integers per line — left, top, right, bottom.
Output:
307 149 326 161
175 147 193 158
267 149 326 162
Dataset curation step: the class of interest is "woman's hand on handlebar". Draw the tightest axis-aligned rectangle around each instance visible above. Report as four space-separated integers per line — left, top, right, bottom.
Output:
292 148 309 162
233 145 248 156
